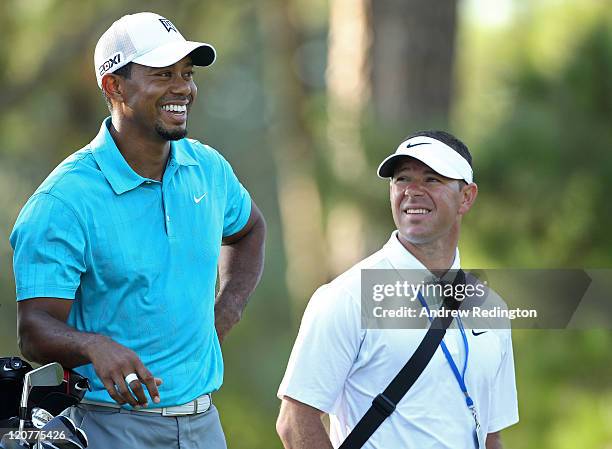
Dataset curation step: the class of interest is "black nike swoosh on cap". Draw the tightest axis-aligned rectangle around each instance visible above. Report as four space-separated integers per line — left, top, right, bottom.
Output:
472 330 488 336
405 142 431 149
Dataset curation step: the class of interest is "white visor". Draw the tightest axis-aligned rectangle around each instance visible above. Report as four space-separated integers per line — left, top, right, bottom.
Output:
377 136 473 183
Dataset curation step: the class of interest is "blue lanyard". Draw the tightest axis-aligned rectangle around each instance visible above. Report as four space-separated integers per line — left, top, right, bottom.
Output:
417 292 481 446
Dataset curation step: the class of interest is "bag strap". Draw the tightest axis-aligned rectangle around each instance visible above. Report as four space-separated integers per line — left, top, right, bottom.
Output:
339 270 465 449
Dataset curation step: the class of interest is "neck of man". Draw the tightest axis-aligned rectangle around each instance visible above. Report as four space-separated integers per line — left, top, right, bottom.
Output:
109 116 171 182
396 224 460 278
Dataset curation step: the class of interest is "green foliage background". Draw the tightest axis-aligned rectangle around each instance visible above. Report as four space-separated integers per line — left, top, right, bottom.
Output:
0 1 610 448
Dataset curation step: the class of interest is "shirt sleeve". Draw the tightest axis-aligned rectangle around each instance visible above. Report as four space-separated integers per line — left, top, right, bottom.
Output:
218 154 251 237
487 329 519 432
9 193 87 300
278 284 364 414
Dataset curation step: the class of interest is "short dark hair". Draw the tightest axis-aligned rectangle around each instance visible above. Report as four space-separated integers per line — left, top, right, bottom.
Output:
406 130 472 167
101 62 134 111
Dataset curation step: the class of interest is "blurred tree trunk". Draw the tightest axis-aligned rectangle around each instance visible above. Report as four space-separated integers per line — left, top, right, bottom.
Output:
325 0 370 274
371 0 458 127
326 0 370 181
256 0 329 308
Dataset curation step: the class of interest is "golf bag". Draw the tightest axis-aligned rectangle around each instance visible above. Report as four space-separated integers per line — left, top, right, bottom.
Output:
0 357 90 426
0 358 90 449
0 358 33 429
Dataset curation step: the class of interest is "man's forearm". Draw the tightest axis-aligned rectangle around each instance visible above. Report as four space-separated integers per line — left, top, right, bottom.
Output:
486 432 503 449
18 307 98 368
215 213 266 341
277 400 333 449
19 299 162 406
278 420 333 449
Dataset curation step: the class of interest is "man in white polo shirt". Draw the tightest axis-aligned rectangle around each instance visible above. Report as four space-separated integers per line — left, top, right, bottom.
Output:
276 130 519 449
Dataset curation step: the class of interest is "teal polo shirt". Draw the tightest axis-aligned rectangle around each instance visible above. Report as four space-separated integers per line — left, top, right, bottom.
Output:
10 118 252 407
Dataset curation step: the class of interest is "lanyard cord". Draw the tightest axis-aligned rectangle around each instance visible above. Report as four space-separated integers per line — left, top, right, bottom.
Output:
417 292 474 409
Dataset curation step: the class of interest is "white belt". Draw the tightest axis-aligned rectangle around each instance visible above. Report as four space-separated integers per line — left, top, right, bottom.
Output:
81 393 212 416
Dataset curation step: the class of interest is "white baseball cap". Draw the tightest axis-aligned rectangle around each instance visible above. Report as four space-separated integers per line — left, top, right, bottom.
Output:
94 12 216 88
377 136 474 183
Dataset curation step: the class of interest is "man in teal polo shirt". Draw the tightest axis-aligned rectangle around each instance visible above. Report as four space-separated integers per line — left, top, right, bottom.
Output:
9 12 266 449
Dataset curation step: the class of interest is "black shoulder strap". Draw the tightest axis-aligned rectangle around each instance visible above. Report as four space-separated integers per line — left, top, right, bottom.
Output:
339 270 465 449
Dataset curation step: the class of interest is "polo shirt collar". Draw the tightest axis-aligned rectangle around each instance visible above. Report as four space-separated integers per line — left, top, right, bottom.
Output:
383 230 461 274
171 139 198 167
90 118 197 195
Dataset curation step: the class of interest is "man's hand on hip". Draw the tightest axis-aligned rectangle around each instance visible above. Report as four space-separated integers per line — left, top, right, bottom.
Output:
216 201 266 343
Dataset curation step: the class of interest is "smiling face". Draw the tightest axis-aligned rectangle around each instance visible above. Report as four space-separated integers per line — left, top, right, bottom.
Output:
390 157 477 247
108 56 197 141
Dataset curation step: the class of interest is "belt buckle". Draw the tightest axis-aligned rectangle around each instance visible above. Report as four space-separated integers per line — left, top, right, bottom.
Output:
199 393 211 413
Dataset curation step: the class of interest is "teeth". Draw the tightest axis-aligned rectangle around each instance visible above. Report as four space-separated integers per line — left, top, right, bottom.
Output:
162 104 187 113
405 208 430 214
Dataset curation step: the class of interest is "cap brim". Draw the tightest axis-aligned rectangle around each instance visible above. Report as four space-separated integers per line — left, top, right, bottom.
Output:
132 40 216 68
377 153 467 181
378 155 407 178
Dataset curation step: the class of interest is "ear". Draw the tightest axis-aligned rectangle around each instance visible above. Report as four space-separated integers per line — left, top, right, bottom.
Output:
458 182 478 216
101 73 125 106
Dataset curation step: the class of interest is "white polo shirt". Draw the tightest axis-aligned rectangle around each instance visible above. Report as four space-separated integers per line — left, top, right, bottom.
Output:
278 232 519 449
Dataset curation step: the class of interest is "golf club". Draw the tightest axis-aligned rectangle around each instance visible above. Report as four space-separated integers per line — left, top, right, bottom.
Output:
72 429 87 449
35 443 58 449
1 413 88 449
30 409 53 430
35 416 76 437
35 416 85 449
19 364 64 433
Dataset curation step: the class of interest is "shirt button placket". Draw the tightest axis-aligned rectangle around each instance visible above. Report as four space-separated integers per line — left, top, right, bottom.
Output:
163 161 177 237
162 191 174 238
